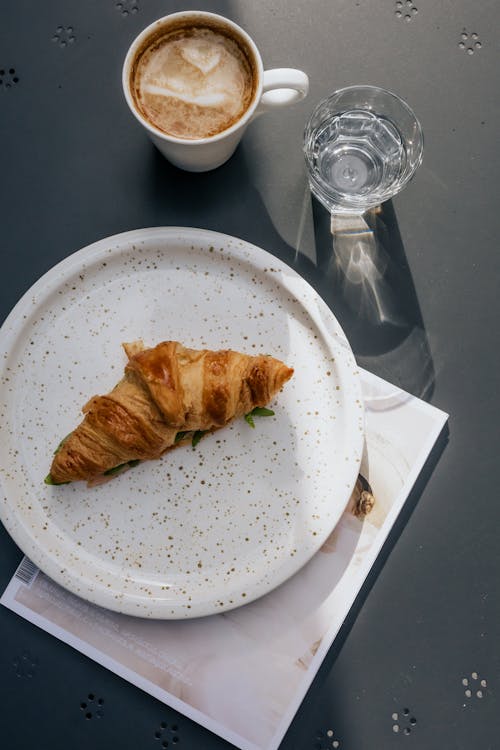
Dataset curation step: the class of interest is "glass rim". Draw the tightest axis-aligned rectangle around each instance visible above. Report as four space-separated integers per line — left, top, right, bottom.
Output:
305 84 423 129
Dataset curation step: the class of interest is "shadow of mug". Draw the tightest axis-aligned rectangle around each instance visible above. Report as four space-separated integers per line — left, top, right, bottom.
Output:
312 197 435 402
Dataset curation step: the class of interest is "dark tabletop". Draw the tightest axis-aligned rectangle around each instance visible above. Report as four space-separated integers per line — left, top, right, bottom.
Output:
1 1 498 749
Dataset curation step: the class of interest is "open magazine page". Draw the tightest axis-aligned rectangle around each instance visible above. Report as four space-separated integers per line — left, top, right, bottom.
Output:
1 370 448 750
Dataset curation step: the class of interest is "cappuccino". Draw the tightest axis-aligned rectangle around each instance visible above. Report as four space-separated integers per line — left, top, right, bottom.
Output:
130 19 257 140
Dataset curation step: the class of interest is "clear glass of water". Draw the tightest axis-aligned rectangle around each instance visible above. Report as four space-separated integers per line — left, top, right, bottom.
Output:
303 85 423 214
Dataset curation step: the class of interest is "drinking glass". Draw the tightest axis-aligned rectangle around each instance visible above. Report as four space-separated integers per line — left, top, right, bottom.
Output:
303 85 423 215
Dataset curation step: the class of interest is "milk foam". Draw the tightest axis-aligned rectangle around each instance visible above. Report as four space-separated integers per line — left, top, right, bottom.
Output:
134 27 255 139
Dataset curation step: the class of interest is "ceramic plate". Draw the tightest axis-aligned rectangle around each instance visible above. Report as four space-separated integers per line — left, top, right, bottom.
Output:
0 228 363 618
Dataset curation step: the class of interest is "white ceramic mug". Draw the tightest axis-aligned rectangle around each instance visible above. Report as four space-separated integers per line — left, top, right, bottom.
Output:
122 11 309 172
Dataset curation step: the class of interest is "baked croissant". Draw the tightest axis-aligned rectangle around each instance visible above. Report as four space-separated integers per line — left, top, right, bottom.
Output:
47 341 294 485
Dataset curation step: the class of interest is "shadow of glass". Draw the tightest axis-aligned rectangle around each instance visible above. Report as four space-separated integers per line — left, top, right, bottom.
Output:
312 198 435 401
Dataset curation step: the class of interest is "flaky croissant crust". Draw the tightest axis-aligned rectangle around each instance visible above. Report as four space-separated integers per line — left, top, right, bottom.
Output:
49 341 293 484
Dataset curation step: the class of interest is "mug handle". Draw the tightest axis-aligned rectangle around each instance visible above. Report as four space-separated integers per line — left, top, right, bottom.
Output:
253 68 309 117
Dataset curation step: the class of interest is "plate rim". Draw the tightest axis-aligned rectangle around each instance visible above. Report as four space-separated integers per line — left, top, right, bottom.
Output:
0 227 364 618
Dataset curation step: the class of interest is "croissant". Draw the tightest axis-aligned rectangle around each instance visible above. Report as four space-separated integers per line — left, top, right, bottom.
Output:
47 340 294 485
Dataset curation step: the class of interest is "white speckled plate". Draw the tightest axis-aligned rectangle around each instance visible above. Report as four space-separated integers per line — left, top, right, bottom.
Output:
0 228 363 618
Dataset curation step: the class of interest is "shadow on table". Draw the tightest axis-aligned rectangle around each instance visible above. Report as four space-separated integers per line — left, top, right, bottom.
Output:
147 143 435 403
145 143 320 281
311 197 436 402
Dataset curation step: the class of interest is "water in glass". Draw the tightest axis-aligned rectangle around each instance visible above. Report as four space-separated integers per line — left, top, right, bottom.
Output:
308 108 406 205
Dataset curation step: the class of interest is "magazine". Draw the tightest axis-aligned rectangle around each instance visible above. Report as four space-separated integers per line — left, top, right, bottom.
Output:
1 370 448 750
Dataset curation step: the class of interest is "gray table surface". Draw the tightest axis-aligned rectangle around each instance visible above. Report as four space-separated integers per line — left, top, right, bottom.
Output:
1 1 498 748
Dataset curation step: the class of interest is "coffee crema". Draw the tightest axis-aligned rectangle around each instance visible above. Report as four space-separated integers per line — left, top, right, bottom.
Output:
130 21 257 140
